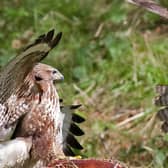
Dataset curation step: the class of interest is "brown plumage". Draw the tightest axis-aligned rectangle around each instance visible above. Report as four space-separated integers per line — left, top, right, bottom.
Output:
13 63 64 166
0 62 85 167
12 64 84 167
0 30 85 167
0 30 62 141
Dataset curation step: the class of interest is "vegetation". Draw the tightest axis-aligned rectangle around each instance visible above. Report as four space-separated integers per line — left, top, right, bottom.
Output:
0 0 168 167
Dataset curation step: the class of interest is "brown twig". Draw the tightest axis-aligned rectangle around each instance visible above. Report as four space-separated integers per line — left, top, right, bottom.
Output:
116 111 146 128
127 0 168 19
94 23 104 38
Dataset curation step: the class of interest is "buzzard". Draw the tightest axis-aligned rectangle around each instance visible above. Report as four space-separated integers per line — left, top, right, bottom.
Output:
155 85 168 132
0 30 85 167
12 63 65 166
0 29 62 141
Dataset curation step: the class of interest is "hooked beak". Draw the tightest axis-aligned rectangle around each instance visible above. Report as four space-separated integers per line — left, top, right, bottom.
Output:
53 70 64 83
59 75 64 81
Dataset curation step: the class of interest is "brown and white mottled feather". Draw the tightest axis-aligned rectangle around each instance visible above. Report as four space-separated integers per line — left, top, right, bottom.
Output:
13 63 64 167
0 30 62 141
155 85 168 132
0 62 85 167
0 104 85 168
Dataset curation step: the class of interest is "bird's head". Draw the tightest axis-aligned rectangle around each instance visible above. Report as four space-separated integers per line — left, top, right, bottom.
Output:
32 63 64 85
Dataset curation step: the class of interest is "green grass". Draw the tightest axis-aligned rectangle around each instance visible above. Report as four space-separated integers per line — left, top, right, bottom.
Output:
1 0 168 167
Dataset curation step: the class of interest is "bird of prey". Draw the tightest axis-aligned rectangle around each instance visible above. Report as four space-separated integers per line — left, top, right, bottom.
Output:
0 29 62 141
12 63 65 167
0 30 85 167
155 85 168 132
12 63 85 167
15 64 83 166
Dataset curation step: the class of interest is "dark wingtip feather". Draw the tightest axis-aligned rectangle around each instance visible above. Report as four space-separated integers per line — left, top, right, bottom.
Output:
45 29 54 42
66 134 83 150
70 123 84 136
72 113 85 123
50 32 62 48
35 34 46 43
63 145 75 156
23 30 62 51
59 98 63 103
70 104 82 110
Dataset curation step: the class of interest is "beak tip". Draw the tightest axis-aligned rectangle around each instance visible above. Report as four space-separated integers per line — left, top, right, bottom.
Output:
60 76 64 81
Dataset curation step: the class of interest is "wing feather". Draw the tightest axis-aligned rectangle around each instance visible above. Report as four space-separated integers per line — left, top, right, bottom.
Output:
69 123 84 136
66 134 83 150
0 30 62 104
72 113 85 123
63 145 75 156
59 105 85 156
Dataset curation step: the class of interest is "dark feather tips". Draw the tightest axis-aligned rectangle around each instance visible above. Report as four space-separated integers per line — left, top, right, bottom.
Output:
70 104 82 109
59 99 63 103
50 32 62 48
45 29 55 42
35 34 46 43
70 123 84 136
72 113 85 123
63 145 75 156
66 134 83 150
60 104 85 156
24 29 62 51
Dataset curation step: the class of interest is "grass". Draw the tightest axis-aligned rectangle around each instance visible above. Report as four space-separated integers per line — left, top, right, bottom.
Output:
1 0 168 167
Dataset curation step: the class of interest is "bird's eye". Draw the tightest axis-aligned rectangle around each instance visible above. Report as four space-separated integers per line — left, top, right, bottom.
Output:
35 76 43 81
53 70 57 74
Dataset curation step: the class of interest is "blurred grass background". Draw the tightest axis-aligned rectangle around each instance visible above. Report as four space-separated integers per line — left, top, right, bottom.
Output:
1 0 168 167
